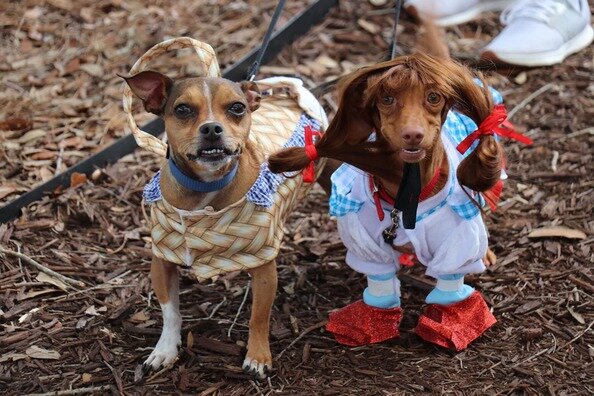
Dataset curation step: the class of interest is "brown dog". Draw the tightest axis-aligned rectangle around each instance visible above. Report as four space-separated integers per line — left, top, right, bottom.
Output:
267 28 517 349
122 71 297 379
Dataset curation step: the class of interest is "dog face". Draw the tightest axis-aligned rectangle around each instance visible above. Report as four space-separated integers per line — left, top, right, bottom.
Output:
367 64 447 163
122 71 261 180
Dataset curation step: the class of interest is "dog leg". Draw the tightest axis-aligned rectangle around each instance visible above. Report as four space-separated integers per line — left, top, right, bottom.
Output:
484 247 497 267
143 257 181 371
242 260 277 380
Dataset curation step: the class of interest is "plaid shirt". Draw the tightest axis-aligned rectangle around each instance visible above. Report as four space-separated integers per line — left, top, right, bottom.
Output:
330 86 502 220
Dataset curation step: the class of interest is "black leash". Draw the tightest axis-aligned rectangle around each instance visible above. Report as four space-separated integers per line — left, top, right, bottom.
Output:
382 0 421 243
246 0 287 81
389 0 403 59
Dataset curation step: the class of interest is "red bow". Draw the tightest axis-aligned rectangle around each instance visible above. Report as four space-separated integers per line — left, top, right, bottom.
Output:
456 105 533 154
302 125 321 183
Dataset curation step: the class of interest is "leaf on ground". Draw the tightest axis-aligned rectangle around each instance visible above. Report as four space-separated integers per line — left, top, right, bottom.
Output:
70 172 88 188
514 300 541 314
0 183 18 200
36 272 69 292
26 345 61 360
567 307 585 324
527 226 587 240
187 331 194 349
0 352 28 363
0 117 32 131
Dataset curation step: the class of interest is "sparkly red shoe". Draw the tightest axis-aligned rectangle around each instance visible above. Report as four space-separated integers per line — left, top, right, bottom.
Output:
326 300 403 346
415 291 496 351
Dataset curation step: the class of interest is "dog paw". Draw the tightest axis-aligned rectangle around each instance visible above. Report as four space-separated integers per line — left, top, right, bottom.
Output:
143 338 180 372
242 354 272 380
484 248 497 267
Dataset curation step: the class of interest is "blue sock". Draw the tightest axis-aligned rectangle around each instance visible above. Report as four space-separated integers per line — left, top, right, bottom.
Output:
426 274 474 305
363 272 401 309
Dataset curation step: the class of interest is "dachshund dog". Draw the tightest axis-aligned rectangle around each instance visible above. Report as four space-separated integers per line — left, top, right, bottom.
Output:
268 43 513 349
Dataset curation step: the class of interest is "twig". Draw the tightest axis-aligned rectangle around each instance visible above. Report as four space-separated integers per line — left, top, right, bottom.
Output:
0 247 85 289
507 83 554 120
562 126 594 140
22 385 112 396
54 146 64 176
559 319 594 350
228 280 251 338
510 347 550 368
276 320 327 359
207 297 227 319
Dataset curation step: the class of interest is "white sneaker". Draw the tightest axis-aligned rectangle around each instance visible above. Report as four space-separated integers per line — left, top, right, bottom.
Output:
481 0 594 66
404 0 515 26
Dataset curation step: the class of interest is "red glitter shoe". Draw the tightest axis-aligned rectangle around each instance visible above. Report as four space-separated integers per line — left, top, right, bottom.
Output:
415 291 496 351
326 300 403 346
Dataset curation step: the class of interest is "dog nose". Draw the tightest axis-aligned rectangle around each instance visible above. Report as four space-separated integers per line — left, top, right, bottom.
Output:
199 122 224 141
402 127 424 146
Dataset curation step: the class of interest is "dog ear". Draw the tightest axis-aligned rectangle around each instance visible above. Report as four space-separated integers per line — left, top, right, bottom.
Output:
119 71 173 115
240 81 261 112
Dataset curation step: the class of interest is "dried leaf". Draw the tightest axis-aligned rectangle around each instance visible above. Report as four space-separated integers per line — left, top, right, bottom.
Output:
0 117 32 131
79 63 103 77
527 227 587 240
567 307 585 324
0 183 18 200
0 352 27 363
514 300 541 314
17 129 46 144
129 311 150 323
85 305 100 316
187 331 194 349
26 345 61 360
36 272 69 292
70 172 88 188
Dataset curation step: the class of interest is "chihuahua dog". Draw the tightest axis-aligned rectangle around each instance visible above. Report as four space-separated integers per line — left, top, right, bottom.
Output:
122 71 328 379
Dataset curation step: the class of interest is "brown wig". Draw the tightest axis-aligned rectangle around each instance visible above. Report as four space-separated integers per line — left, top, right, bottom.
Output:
268 53 503 192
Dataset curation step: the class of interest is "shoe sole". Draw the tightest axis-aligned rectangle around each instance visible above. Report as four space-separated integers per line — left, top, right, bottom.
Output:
406 0 515 27
481 24 594 66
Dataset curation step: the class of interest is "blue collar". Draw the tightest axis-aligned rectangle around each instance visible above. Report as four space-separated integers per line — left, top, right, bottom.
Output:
168 156 239 192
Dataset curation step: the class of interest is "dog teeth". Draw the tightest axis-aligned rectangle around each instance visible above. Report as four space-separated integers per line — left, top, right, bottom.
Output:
201 149 224 155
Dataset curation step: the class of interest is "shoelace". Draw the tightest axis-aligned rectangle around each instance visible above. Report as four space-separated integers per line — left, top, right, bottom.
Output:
500 0 571 25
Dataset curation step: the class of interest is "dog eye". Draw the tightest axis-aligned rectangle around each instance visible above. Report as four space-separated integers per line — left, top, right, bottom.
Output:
427 92 442 105
381 96 395 105
174 104 194 118
228 102 246 116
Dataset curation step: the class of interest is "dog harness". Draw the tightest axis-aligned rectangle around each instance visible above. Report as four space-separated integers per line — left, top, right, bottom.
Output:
122 38 328 281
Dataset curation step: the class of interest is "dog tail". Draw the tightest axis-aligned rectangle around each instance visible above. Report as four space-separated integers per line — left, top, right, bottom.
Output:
415 17 450 60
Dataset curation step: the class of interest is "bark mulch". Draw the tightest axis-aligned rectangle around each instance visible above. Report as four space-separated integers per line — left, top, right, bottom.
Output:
1 1 593 395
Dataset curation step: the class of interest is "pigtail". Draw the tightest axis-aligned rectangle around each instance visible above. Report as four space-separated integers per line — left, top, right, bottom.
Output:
449 70 504 192
268 146 313 174
457 135 503 191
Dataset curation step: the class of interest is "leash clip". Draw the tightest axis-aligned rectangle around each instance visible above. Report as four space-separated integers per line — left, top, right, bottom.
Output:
382 208 400 244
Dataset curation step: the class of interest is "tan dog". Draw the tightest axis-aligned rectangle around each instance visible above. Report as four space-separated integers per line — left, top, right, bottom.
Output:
122 71 284 379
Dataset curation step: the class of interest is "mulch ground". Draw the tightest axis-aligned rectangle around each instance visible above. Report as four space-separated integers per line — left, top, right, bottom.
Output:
1 1 593 395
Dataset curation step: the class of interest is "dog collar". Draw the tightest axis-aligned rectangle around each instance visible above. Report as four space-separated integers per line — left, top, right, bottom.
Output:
168 156 239 192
